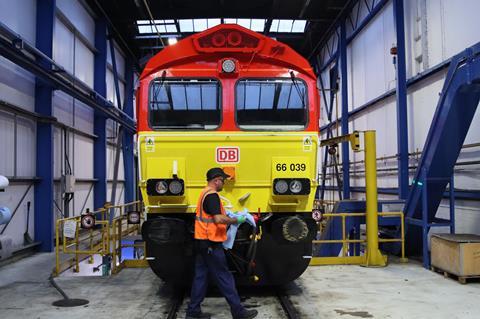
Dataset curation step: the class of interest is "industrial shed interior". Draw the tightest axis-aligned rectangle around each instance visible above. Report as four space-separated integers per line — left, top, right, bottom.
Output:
0 0 479 318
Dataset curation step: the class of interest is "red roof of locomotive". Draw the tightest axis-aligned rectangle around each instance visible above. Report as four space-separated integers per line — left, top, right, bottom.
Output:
140 24 315 80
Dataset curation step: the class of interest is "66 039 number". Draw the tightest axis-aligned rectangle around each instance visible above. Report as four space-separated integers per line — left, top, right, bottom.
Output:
276 163 306 171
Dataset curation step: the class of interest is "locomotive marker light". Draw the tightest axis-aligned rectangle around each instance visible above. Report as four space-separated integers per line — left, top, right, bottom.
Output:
221 59 236 73
227 31 242 46
168 180 183 195
289 180 303 194
274 179 288 194
155 181 168 195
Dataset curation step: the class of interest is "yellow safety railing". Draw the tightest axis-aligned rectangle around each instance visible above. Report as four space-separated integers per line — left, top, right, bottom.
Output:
111 213 148 274
313 130 408 267
310 211 408 266
54 201 146 276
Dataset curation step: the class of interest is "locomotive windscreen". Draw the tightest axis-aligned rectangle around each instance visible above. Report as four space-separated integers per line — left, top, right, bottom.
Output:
235 78 308 130
148 78 221 129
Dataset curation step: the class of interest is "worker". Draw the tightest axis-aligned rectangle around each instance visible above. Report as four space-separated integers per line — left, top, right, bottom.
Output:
186 167 258 319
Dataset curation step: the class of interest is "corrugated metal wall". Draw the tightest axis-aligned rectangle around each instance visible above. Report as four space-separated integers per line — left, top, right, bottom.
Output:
0 0 129 248
319 0 480 233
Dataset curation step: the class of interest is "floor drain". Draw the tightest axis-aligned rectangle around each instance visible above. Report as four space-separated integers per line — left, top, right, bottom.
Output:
52 298 89 307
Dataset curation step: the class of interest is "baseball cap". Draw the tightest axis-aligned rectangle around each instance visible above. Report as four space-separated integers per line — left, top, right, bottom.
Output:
206 167 230 181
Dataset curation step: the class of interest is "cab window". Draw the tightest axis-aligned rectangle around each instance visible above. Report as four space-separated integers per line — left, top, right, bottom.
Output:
149 78 221 129
235 78 308 130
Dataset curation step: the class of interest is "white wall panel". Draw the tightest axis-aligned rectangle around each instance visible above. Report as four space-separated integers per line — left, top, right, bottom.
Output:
0 0 36 43
348 2 396 109
53 90 74 126
0 111 15 176
440 0 480 60
0 184 34 248
406 70 446 151
53 17 74 74
0 58 36 111
15 117 35 177
106 69 115 105
106 145 125 181
107 182 125 207
73 183 94 216
53 128 62 179
56 0 95 45
74 100 94 133
73 134 93 179
74 38 94 88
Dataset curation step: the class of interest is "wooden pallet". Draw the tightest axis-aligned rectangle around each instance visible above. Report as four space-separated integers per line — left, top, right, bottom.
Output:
431 265 480 284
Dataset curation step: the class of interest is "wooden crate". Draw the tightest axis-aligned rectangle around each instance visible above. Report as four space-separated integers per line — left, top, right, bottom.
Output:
431 234 480 279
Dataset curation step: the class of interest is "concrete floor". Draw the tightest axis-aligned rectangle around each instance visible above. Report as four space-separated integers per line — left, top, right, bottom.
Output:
0 253 479 318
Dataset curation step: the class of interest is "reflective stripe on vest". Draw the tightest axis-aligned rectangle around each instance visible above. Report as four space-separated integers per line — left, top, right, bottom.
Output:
194 186 227 242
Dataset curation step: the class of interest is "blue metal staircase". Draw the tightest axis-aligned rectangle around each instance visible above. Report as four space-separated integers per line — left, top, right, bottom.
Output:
403 42 480 267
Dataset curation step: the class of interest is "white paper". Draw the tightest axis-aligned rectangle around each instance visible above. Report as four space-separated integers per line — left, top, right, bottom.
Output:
63 220 77 238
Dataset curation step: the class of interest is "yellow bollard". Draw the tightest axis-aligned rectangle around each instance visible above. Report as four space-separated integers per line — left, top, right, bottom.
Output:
364 130 387 267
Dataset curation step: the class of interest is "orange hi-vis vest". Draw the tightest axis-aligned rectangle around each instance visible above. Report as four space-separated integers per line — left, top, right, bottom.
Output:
194 186 227 242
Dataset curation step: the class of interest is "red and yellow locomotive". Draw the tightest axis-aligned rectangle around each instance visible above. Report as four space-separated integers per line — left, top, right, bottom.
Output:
137 24 319 286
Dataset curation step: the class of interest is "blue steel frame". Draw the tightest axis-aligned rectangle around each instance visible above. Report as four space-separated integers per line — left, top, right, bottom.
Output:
123 60 135 203
34 0 55 252
393 0 409 200
94 18 108 210
339 21 350 198
107 32 135 205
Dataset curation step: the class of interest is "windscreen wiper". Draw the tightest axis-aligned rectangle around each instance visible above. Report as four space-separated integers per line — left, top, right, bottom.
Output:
289 71 306 109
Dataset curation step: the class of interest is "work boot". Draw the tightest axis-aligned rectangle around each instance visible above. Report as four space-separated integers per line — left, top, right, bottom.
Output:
233 309 258 319
185 311 211 319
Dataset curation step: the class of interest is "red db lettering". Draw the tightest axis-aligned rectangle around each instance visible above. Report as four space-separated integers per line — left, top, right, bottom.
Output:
216 147 239 163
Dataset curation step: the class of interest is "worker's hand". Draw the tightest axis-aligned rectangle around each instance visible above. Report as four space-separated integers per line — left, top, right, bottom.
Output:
236 215 246 224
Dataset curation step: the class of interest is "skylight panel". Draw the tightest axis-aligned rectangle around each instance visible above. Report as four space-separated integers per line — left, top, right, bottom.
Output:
291 20 306 32
137 20 150 25
237 19 251 29
154 24 166 33
179 19 194 32
208 19 221 28
278 19 293 32
165 24 177 33
193 19 208 32
250 19 265 31
270 19 279 32
138 25 153 34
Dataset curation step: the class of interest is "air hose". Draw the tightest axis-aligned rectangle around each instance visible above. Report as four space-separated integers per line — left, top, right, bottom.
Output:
49 269 89 307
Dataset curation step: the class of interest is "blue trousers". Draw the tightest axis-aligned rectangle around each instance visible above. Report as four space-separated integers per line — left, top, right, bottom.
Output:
187 245 245 317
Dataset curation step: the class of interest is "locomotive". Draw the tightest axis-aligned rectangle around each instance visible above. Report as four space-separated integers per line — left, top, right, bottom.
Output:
138 24 319 286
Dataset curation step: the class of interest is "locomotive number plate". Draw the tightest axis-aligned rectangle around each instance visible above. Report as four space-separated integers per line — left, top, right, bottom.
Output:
272 158 310 177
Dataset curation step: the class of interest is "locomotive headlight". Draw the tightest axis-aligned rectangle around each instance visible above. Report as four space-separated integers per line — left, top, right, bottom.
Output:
168 180 183 195
289 180 303 194
274 179 288 194
155 181 168 195
221 59 236 73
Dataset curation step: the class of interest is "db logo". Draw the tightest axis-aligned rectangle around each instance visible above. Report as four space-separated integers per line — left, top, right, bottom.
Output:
216 147 240 163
